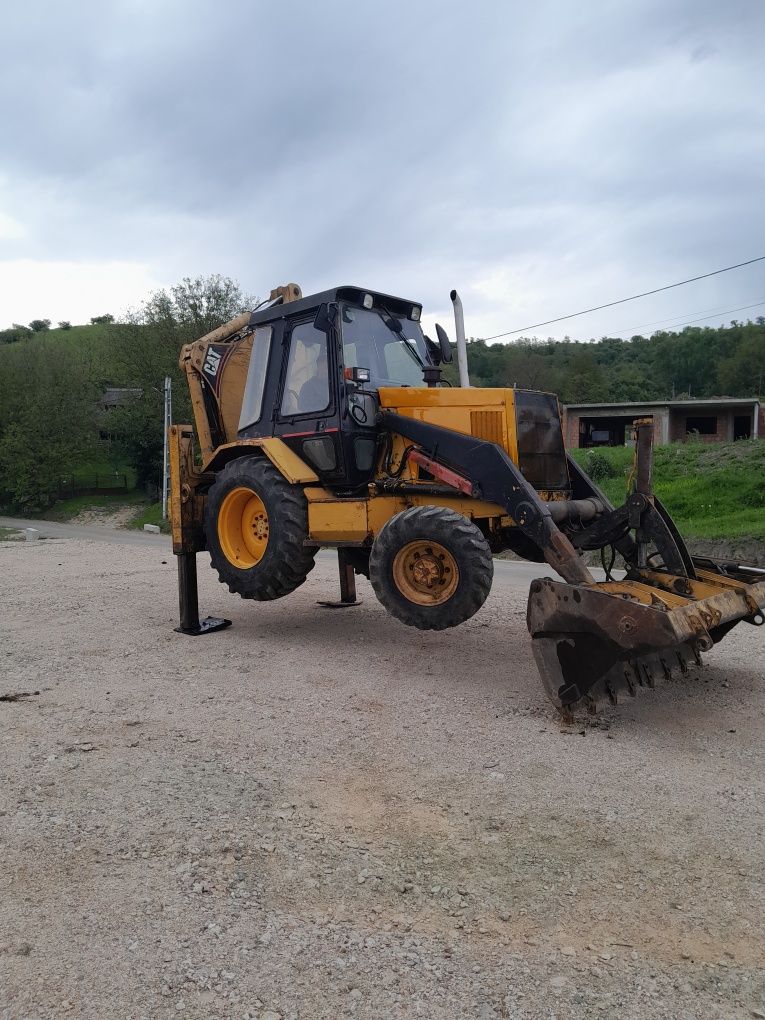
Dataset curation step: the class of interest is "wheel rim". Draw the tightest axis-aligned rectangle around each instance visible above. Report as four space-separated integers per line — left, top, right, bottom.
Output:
217 486 269 568
392 540 459 606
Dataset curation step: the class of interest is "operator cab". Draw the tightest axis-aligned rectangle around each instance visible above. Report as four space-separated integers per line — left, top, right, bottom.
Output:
238 286 450 490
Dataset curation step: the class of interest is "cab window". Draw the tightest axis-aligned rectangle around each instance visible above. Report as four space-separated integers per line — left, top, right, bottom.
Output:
281 321 330 416
340 305 428 388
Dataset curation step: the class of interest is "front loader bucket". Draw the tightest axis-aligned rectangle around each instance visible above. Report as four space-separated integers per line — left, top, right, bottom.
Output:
527 564 765 713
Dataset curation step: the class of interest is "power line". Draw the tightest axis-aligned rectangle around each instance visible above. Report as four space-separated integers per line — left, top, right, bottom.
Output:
650 300 765 332
607 299 753 336
483 255 765 340
610 299 765 338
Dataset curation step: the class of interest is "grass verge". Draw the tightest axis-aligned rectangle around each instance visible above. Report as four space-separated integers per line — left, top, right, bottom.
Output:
570 440 765 541
127 502 172 534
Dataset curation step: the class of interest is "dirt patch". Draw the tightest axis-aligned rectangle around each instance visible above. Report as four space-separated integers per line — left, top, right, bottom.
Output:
67 503 141 528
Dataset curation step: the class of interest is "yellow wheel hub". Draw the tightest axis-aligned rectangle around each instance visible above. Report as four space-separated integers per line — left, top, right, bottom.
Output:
392 540 459 606
217 486 269 568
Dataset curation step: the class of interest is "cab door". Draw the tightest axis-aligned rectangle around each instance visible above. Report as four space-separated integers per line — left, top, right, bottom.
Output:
273 315 346 481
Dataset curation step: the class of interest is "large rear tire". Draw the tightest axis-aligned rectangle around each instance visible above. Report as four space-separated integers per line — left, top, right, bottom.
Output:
369 506 493 630
205 456 316 600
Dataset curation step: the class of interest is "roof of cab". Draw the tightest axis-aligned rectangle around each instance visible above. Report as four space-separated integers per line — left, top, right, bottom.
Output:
247 286 422 328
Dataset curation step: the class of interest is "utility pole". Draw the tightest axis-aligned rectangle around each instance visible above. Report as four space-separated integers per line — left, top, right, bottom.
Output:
162 376 172 519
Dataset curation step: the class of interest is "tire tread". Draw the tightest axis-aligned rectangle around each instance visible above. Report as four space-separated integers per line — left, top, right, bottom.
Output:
369 505 493 630
204 456 316 601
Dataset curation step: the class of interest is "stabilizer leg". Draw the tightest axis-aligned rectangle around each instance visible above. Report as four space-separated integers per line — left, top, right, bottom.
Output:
318 549 363 609
174 551 232 635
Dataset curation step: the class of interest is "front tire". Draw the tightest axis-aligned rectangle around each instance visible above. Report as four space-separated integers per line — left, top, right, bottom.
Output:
369 506 493 630
205 456 316 600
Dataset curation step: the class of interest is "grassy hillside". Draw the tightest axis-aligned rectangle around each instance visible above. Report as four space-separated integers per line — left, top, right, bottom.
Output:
570 440 765 541
0 322 129 382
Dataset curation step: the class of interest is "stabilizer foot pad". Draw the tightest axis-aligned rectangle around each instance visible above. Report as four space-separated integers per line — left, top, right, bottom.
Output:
317 599 363 609
175 617 232 635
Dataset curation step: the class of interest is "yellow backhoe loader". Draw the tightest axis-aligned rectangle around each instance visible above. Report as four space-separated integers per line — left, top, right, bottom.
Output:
169 283 764 713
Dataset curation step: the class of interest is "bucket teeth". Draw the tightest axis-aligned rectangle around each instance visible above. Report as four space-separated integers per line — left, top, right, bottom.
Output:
528 568 765 714
532 635 701 714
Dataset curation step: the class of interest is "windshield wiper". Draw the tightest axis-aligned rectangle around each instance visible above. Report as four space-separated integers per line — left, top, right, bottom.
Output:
378 307 425 369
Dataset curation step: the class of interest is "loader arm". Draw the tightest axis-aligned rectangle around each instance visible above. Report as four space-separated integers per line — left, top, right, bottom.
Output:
382 411 765 713
381 411 594 585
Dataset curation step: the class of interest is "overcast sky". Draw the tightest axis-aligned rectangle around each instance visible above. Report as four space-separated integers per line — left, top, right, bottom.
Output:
1 0 763 341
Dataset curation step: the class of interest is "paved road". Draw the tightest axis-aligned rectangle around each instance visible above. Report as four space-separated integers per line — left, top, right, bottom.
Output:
0 514 169 547
0 516 590 588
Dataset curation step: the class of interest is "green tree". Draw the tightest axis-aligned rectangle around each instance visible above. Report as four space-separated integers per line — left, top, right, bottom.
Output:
559 348 609 403
716 327 765 395
501 344 562 393
0 339 99 511
58 320 72 330
111 274 254 487
0 324 33 344
28 318 51 332
90 314 115 325
609 364 659 402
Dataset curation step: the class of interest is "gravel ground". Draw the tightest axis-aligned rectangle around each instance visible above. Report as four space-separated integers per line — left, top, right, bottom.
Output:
1 533 764 1020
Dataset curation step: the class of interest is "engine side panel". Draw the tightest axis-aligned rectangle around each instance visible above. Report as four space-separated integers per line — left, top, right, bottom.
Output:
377 386 519 465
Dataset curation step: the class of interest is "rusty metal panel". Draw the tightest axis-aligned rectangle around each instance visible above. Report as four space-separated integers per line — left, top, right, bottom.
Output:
527 570 765 712
169 424 207 555
514 390 570 490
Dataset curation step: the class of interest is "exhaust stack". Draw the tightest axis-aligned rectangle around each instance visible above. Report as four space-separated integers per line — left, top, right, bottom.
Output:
450 289 470 387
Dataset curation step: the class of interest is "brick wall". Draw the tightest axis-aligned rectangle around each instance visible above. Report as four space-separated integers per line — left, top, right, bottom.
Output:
669 409 733 443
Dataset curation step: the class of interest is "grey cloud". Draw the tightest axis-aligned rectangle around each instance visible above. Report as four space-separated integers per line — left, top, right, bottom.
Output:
1 0 764 334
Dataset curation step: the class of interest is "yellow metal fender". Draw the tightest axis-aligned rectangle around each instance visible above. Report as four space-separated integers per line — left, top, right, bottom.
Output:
202 438 319 484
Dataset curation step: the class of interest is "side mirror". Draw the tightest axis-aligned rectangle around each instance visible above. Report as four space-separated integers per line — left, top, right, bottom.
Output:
313 302 337 333
435 323 454 364
424 335 442 365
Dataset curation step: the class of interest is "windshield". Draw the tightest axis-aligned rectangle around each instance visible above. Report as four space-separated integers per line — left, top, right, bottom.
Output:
340 305 429 388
